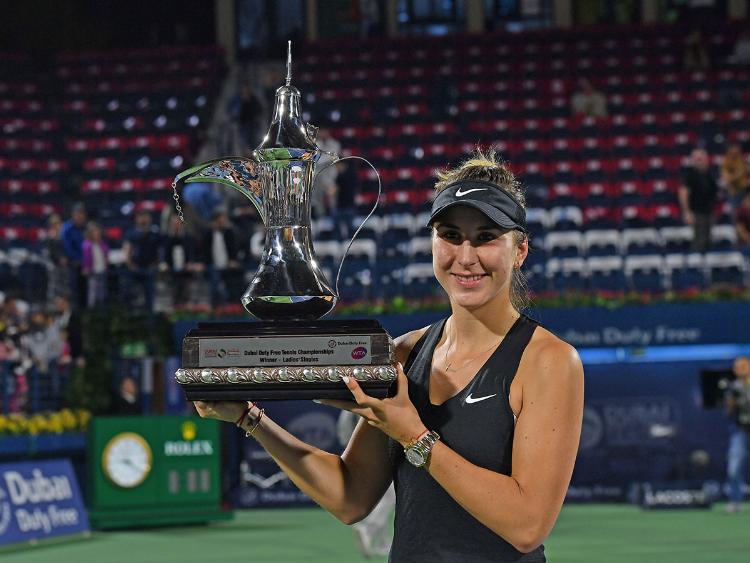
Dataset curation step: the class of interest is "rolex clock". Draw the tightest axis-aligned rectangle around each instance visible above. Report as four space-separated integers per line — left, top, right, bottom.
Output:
102 432 153 488
88 416 231 529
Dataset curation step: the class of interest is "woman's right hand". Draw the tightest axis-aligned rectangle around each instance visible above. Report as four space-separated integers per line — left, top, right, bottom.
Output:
194 400 249 424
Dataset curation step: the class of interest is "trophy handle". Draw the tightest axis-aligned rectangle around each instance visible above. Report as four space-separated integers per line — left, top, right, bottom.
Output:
173 157 265 224
329 155 383 299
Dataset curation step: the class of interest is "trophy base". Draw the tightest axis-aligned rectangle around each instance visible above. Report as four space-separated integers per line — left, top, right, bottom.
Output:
178 319 396 401
181 381 394 401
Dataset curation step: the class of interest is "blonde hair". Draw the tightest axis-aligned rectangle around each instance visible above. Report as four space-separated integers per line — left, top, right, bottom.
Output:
434 147 531 311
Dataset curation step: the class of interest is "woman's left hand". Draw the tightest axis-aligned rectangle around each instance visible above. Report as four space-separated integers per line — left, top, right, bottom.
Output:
319 362 427 447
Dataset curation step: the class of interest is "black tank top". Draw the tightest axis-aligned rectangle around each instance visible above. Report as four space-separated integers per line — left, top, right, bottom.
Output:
388 314 545 562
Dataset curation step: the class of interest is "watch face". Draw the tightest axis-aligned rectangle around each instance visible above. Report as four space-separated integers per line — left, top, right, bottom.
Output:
102 432 153 488
406 447 426 467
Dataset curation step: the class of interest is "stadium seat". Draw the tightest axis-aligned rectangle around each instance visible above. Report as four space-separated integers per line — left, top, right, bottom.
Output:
665 253 706 290
660 226 693 253
546 257 587 292
622 228 663 255
706 251 747 286
588 256 627 292
545 231 584 258
584 229 621 256
625 254 665 292
549 206 584 231
711 224 737 251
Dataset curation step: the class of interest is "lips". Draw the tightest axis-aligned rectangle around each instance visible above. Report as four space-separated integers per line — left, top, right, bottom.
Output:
452 273 487 288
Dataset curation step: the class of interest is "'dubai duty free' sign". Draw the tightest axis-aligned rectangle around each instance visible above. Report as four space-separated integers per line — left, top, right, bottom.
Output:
0 459 90 547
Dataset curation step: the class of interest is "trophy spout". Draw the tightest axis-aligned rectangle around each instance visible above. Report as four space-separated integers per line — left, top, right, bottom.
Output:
173 158 266 225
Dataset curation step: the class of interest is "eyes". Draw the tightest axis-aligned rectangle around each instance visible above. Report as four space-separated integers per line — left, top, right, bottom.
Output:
436 227 500 245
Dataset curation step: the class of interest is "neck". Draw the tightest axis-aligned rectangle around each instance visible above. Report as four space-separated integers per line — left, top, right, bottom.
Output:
447 294 519 344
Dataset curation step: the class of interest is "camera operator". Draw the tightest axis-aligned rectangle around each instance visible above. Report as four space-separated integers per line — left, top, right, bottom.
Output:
724 356 750 513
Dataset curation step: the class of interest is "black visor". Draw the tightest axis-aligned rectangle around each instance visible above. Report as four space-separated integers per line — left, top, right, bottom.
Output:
428 179 527 233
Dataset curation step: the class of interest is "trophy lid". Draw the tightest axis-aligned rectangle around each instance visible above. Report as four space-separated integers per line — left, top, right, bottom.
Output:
254 41 319 158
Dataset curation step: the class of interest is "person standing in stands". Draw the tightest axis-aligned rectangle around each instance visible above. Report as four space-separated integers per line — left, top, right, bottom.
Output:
312 128 342 219
193 149 584 561
121 210 161 313
735 191 750 258
202 209 243 306
60 202 87 309
81 221 109 308
570 78 608 118
44 214 70 302
720 143 750 213
160 212 198 307
724 356 750 514
679 148 719 252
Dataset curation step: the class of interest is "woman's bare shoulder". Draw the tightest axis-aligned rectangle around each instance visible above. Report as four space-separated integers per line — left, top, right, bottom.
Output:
393 326 432 365
523 325 583 382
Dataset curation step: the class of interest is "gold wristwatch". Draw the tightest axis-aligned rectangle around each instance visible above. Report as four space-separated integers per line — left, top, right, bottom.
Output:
404 430 440 468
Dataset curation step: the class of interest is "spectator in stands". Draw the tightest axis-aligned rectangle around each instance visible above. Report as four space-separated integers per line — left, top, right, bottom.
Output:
110 376 141 416
683 30 710 70
202 209 243 306
570 79 607 118
312 128 342 218
60 202 87 309
728 29 750 65
181 182 224 238
51 296 81 367
193 149 584 561
160 213 198 307
121 211 161 313
724 356 750 514
82 221 109 308
679 148 719 252
44 214 70 302
721 143 750 212
735 190 750 257
236 83 264 150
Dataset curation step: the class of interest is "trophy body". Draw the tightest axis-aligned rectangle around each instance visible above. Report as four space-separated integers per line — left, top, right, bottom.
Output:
173 46 396 401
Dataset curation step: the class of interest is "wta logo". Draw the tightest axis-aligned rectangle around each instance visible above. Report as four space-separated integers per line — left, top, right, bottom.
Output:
351 347 367 360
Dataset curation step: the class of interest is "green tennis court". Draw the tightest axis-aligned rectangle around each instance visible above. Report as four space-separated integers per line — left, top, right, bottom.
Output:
3 503 748 562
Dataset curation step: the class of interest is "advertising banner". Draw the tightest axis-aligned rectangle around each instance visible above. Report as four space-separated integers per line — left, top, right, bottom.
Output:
0 458 89 547
232 401 344 508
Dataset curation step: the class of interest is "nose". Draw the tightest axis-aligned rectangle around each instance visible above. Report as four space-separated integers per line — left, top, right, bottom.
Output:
456 239 478 267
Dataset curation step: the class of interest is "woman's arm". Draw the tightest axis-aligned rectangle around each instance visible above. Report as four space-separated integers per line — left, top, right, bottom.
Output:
422 339 584 553
195 329 424 524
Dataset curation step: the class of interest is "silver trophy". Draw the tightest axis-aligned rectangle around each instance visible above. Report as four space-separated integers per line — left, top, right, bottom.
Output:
173 43 396 401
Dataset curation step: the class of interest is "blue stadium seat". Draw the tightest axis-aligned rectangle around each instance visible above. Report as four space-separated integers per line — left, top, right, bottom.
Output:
588 256 627 292
665 253 706 290
625 255 665 292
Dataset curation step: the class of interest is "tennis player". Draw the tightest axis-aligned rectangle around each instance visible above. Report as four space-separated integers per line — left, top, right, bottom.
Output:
195 149 584 562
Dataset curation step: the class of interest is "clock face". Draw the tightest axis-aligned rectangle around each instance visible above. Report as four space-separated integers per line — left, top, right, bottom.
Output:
102 432 153 488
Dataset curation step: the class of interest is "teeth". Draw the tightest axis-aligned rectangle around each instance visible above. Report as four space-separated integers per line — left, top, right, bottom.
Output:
457 274 483 281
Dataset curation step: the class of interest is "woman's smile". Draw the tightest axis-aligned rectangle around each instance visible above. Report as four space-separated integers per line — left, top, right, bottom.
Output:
452 273 488 288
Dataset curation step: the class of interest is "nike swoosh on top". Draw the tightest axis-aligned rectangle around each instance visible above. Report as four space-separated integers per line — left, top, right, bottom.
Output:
465 393 497 404
455 187 487 197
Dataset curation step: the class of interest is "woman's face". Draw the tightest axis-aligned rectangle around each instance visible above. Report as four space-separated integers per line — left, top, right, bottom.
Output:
432 206 527 311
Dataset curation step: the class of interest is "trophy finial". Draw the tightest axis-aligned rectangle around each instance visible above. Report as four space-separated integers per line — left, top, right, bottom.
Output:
254 41 317 153
286 40 292 86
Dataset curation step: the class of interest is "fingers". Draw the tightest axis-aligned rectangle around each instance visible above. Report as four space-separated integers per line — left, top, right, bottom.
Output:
317 399 358 410
317 398 377 422
342 375 379 408
394 363 409 397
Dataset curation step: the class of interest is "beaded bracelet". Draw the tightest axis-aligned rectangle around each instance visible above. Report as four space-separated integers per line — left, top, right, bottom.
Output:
235 402 256 428
244 408 265 438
